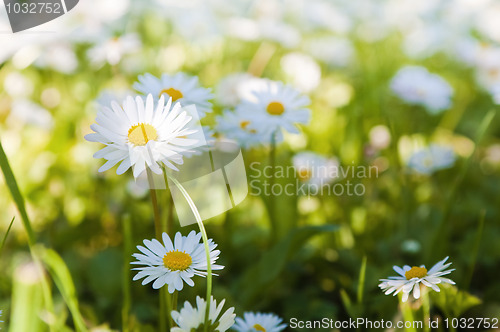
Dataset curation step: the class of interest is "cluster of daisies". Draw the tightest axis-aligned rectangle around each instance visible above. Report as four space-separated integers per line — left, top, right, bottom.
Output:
131 230 286 331
85 72 290 331
85 70 458 330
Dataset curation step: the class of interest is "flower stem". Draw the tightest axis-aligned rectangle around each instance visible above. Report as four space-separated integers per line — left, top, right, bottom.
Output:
169 177 212 332
147 170 169 332
269 131 277 242
422 287 430 332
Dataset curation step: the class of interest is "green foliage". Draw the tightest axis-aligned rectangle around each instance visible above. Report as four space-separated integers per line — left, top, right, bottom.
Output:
430 284 481 319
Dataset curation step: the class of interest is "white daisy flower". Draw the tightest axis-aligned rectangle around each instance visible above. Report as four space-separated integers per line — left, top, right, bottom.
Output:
171 296 236 332
390 66 453 114
134 73 213 118
85 94 198 178
131 231 223 293
378 256 456 303
280 52 321 93
232 312 287 332
407 144 456 175
215 109 272 148
292 152 340 188
87 33 141 67
235 80 311 138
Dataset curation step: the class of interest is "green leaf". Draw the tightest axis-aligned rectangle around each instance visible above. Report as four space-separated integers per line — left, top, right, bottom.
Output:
430 284 481 318
0 141 36 245
35 246 89 332
237 224 338 305
9 262 46 332
0 216 15 256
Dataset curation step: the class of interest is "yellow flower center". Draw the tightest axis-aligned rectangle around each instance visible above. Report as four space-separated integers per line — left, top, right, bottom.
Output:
266 101 285 116
297 168 311 181
405 266 428 280
160 87 183 102
253 324 266 332
128 123 158 146
163 250 192 271
240 120 251 129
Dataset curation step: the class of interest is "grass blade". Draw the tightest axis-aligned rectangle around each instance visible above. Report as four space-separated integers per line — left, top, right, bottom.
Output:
0 141 35 246
0 216 15 256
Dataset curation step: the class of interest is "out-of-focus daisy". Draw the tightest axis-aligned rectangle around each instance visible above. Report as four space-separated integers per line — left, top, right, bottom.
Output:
215 73 268 107
369 125 391 150
292 152 339 188
85 94 198 178
232 312 287 332
305 36 354 68
134 73 213 118
215 109 271 148
378 256 456 302
9 99 53 130
491 84 500 104
171 296 235 332
407 144 456 175
131 231 223 293
87 33 141 67
280 52 321 93
390 66 453 114
236 80 310 138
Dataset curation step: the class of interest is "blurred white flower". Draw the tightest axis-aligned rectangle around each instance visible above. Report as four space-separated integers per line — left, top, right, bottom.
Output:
492 84 500 104
280 52 321 93
35 43 78 74
232 312 287 332
305 36 355 68
475 46 500 92
407 144 456 175
379 256 455 302
4 72 33 98
236 80 311 138
10 100 53 130
87 33 141 67
390 66 454 114
369 125 391 150
131 231 223 293
172 296 235 332
134 73 213 118
85 94 198 178
257 19 301 48
292 152 340 188
216 73 268 107
215 109 271 148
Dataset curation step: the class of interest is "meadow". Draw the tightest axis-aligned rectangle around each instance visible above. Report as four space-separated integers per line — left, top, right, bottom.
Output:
1 0 500 331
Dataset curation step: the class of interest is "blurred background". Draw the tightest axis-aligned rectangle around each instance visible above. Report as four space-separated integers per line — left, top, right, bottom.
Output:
1 0 500 331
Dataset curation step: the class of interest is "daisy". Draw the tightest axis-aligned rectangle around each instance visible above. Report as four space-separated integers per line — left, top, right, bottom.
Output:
171 296 236 332
85 94 198 178
215 109 273 148
280 52 321 93
390 66 453 114
378 256 456 302
235 80 311 138
131 231 223 293
407 144 456 175
292 152 340 188
134 73 213 118
87 33 141 67
232 312 287 332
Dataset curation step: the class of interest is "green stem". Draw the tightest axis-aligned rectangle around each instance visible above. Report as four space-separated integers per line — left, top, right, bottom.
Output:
169 177 212 332
122 214 132 332
422 287 430 332
146 170 169 332
0 216 15 256
269 131 277 242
